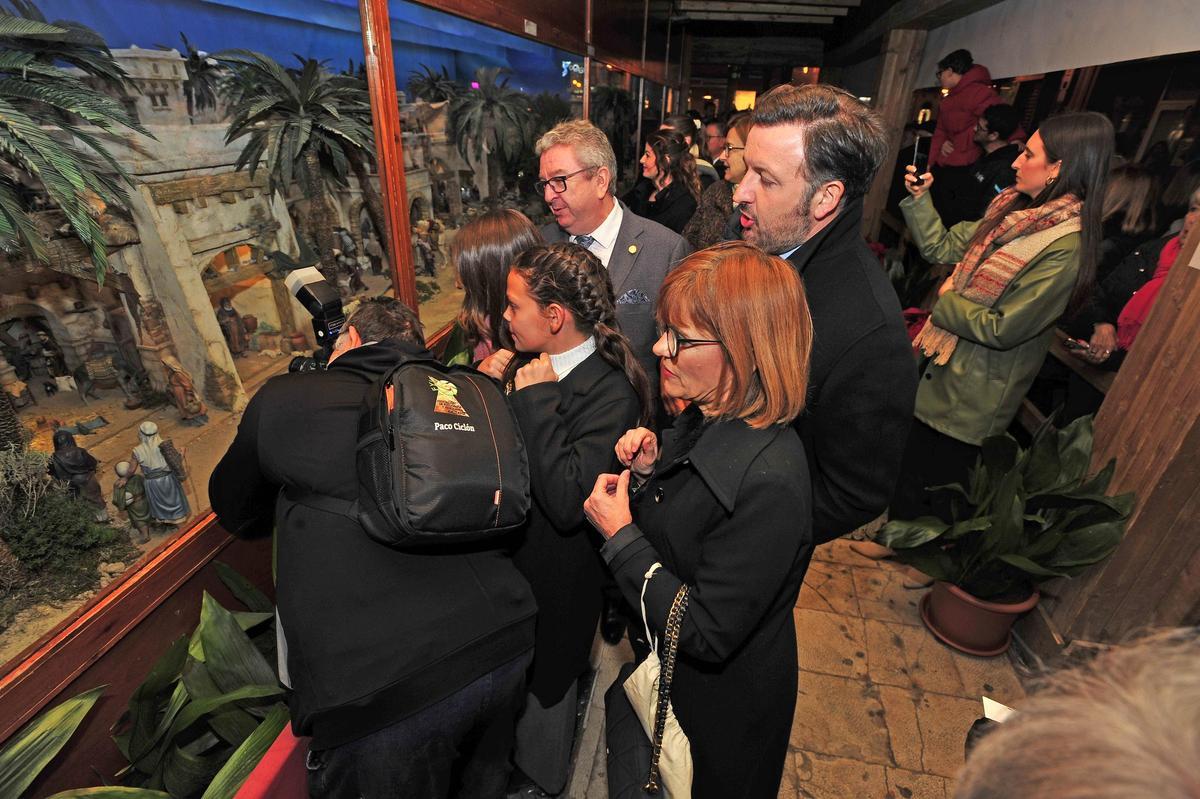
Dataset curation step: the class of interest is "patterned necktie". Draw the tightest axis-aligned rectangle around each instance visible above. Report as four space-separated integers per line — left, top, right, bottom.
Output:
573 234 596 249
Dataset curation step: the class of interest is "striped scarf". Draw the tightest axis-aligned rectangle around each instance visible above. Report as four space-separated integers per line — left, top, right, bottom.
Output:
913 187 1083 365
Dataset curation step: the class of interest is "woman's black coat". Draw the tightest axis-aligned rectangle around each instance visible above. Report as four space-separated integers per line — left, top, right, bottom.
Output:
508 351 642 706
602 407 814 799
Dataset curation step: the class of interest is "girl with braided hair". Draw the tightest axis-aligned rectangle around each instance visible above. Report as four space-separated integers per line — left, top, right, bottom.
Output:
478 241 649 793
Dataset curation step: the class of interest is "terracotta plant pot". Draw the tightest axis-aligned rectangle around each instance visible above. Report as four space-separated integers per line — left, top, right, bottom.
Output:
920 581 1039 657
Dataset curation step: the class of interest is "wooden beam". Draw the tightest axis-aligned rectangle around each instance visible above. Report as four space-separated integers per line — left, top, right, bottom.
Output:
861 28 927 241
691 35 823 67
1043 222 1200 646
826 0 1005 65
677 1 848 14
676 11 835 22
360 0 418 313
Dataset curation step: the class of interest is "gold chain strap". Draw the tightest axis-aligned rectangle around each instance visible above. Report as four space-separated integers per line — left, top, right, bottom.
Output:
644 583 690 794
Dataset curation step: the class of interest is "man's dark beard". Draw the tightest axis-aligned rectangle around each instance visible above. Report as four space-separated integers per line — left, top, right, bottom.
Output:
738 195 814 255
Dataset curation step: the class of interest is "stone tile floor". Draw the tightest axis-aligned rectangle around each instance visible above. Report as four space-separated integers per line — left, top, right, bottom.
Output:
575 538 1028 799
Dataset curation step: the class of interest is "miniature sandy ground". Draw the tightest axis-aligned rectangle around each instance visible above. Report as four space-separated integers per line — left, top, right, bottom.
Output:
570 538 1028 799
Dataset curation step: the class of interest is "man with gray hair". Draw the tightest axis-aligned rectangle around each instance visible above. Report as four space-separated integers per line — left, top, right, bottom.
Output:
732 84 917 544
534 119 689 399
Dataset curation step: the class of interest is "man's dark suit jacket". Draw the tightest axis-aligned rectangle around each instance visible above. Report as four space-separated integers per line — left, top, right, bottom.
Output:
786 198 918 541
541 200 691 398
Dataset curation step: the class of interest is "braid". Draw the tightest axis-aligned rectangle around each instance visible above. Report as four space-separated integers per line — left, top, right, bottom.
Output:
512 243 653 422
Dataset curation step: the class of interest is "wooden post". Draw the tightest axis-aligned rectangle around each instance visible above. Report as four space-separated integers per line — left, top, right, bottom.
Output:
861 28 926 242
1045 223 1200 643
359 0 419 313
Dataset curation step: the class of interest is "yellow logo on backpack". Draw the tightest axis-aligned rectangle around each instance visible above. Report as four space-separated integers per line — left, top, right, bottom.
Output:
429 377 470 417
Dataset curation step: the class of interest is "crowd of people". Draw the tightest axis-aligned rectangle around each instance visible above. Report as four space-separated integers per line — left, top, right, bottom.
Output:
206 53 1200 799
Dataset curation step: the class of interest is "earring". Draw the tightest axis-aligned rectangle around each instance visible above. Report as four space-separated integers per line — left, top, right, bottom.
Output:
1046 176 1057 187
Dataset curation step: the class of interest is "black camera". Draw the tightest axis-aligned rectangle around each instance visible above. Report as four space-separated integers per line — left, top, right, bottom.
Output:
285 267 344 373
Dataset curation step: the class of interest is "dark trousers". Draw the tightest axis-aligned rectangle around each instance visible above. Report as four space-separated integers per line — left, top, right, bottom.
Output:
306 652 531 799
889 419 981 523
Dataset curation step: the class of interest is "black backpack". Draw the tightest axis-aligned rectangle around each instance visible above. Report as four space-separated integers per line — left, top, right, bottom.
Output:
297 358 530 548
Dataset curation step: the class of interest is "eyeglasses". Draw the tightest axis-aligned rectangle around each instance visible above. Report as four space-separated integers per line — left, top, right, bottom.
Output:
721 143 744 155
534 167 596 194
660 326 722 358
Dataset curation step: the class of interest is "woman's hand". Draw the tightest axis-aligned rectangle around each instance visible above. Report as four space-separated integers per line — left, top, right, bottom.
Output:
903 164 933 199
584 470 633 539
940 140 956 158
478 348 514 380
615 427 659 479
513 353 557 389
1080 323 1117 364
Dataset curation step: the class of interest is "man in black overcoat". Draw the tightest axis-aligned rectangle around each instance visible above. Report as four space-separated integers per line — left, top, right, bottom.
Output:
733 84 918 543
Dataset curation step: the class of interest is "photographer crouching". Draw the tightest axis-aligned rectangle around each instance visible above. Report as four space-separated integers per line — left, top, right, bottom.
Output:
209 297 536 798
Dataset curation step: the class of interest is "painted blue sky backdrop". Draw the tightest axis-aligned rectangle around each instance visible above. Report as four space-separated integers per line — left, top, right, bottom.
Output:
33 0 578 96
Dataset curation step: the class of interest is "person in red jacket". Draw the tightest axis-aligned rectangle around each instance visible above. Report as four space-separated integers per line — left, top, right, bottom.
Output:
929 49 1003 225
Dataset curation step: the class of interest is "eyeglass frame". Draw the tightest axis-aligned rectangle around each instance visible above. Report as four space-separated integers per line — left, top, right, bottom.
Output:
534 166 598 195
721 142 745 155
659 326 723 358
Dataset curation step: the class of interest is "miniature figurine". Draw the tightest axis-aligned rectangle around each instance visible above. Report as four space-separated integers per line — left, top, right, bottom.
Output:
112 460 151 543
215 297 249 357
160 354 208 426
49 429 109 522
130 421 189 524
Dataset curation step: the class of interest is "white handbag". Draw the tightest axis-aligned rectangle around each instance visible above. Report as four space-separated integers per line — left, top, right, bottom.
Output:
622 563 693 797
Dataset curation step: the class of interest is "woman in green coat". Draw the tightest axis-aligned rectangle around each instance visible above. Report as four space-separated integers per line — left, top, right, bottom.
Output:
891 112 1114 522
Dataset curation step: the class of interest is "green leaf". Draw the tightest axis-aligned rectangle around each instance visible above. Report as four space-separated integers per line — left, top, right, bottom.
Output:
164 684 283 743
943 517 992 540
1046 520 1126 570
123 636 188 764
198 593 279 694
45 789 171 798
181 662 262 747
997 553 1070 579
200 704 289 799
874 517 948 549
0 685 105 799
980 434 1019 474
161 742 225 798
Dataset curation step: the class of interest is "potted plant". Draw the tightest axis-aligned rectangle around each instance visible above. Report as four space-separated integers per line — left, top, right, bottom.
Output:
874 416 1134 656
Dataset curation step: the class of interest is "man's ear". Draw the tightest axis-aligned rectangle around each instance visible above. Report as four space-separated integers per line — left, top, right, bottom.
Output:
811 181 846 222
593 167 611 198
342 324 363 349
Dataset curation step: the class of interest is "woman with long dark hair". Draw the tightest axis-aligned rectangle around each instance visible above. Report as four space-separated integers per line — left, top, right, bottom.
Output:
629 130 701 235
480 242 651 794
442 208 543 365
891 111 1114 522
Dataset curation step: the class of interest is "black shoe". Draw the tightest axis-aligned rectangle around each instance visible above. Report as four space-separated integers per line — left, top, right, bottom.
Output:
600 596 626 645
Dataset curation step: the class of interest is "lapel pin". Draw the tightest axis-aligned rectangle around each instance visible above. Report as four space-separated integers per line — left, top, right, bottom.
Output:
628 244 638 254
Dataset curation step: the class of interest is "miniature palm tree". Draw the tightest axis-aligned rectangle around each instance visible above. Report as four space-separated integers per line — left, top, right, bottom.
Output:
450 67 531 198
172 32 222 117
218 51 378 271
0 8 147 281
407 64 460 103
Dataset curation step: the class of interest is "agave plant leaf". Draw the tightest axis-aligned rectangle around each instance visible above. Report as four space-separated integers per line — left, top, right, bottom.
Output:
161 742 226 798
46 789 170 798
875 517 948 549
129 682 189 771
197 593 278 694
163 684 283 746
117 635 187 763
200 704 289 799
0 685 105 799
181 661 262 747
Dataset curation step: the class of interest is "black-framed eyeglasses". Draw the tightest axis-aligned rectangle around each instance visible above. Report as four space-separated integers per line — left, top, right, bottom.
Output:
721 143 744 155
660 326 722 358
534 167 596 194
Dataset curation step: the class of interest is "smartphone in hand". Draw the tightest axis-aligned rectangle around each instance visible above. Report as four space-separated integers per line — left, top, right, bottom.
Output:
1062 337 1090 351
911 137 928 186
